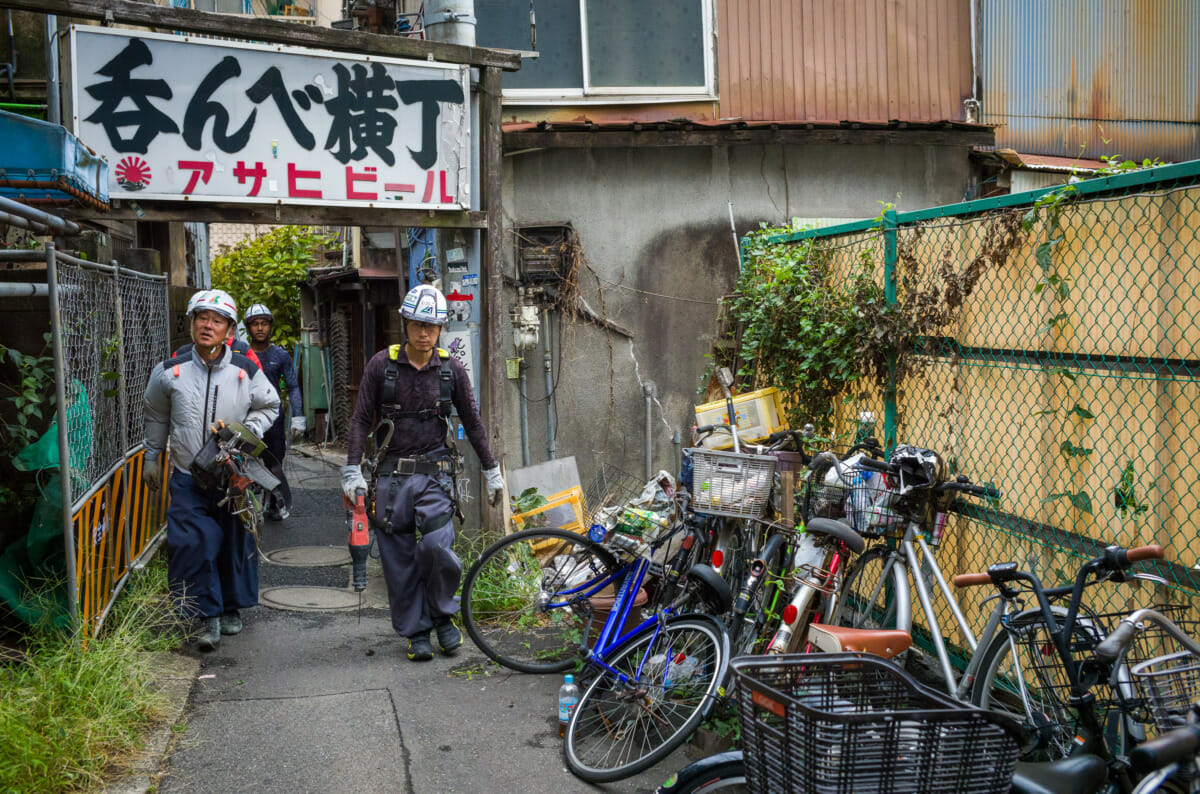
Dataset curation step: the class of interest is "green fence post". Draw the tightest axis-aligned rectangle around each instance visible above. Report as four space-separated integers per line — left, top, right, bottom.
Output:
883 208 898 452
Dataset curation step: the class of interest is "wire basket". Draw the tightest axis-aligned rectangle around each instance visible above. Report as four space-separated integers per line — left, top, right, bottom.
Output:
798 464 903 539
689 448 777 519
1005 604 1197 726
1131 651 1200 733
583 464 646 528
732 653 1020 793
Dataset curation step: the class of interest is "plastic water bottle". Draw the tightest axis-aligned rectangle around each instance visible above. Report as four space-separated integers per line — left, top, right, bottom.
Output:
666 653 699 688
558 674 579 737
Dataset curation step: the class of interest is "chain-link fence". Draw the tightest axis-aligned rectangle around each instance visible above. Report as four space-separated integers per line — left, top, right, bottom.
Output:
750 160 1200 659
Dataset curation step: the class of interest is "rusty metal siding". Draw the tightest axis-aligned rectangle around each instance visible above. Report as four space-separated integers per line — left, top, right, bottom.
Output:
982 0 1200 162
718 0 973 122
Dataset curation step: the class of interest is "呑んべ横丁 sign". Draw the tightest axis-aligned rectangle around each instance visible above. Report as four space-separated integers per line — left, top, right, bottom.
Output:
70 26 471 209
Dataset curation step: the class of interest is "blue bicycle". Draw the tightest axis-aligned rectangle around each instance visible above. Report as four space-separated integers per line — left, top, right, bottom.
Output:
461 512 732 781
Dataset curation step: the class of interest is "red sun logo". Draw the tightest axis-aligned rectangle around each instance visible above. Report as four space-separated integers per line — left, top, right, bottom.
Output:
115 156 151 191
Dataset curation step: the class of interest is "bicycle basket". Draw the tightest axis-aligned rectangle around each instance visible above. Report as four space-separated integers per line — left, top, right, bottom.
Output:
799 464 902 539
732 653 1020 793
689 448 776 519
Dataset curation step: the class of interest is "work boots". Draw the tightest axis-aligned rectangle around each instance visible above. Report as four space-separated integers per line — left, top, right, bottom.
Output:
196 616 221 650
220 610 243 635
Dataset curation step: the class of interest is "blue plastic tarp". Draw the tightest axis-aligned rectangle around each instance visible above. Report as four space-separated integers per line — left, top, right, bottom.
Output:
0 109 109 205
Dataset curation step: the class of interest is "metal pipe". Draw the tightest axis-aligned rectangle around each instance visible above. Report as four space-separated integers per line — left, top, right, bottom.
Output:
112 258 132 573
643 382 654 480
0 195 80 234
46 243 80 633
543 309 555 460
0 281 48 296
0 209 51 234
45 14 60 124
518 360 529 466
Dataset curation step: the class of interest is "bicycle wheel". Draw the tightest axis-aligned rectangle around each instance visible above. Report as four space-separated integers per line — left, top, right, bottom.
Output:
829 545 901 631
565 614 730 782
657 750 748 793
461 527 621 674
729 533 787 657
971 608 1124 761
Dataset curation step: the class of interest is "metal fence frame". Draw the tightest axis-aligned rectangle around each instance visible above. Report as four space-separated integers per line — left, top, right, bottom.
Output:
1 243 170 637
742 159 1200 660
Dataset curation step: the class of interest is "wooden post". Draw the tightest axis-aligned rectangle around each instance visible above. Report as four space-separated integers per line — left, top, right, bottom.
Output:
480 65 505 533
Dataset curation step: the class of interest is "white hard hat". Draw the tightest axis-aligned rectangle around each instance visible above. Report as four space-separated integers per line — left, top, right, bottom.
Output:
244 303 273 323
187 289 238 323
399 284 447 326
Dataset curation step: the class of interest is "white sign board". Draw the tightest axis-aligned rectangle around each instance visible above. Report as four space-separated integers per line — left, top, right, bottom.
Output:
70 26 471 209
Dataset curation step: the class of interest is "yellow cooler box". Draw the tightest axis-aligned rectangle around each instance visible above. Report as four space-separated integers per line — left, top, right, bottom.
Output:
694 387 788 450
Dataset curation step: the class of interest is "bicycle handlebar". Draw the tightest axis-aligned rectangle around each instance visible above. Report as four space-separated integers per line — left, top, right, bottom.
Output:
1130 723 1200 774
952 572 993 588
1094 605 1200 663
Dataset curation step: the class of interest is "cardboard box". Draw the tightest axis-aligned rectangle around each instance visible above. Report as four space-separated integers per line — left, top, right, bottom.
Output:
694 387 788 450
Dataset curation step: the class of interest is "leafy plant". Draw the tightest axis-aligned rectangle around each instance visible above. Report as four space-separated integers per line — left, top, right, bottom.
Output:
210 225 333 352
1114 461 1150 516
0 334 56 451
511 487 549 528
725 211 1022 433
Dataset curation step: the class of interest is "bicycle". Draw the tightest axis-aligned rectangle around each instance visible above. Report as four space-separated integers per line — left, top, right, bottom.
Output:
956 545 1176 767
461 489 730 675
824 445 1000 690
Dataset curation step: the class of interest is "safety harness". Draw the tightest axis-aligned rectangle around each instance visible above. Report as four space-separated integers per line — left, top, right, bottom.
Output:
372 344 464 531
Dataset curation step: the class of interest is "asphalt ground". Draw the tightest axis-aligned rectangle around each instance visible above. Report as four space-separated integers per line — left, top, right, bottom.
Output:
151 446 698 794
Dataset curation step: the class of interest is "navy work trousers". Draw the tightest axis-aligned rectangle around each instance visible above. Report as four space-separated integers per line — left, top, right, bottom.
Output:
166 470 258 619
263 416 291 513
374 471 460 637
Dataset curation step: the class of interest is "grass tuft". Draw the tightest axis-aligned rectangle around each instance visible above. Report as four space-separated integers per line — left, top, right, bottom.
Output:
0 555 188 793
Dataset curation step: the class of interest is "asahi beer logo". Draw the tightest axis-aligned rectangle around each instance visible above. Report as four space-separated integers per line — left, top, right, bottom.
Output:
115 156 151 191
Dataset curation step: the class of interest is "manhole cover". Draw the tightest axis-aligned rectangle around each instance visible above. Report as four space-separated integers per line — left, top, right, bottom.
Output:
265 546 351 567
259 586 361 612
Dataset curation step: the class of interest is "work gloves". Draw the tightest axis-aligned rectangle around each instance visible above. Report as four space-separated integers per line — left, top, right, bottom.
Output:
341 465 368 501
142 455 161 492
483 465 505 506
290 416 306 440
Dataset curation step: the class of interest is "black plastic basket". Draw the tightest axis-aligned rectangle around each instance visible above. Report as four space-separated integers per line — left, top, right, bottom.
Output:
732 653 1021 793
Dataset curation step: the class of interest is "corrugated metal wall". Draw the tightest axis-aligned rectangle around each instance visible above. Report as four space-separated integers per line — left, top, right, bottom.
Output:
982 0 1200 162
717 0 973 122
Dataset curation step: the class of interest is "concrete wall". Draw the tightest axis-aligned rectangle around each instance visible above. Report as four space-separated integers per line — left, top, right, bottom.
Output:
500 142 976 492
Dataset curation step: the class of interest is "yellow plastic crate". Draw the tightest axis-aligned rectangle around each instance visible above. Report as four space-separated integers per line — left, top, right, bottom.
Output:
511 486 587 552
694 387 788 450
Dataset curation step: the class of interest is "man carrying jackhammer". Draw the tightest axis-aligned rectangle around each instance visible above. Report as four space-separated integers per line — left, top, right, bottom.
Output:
341 284 505 661
142 289 280 650
243 303 304 520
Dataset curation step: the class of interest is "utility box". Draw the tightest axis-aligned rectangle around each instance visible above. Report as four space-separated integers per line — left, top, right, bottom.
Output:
693 387 788 450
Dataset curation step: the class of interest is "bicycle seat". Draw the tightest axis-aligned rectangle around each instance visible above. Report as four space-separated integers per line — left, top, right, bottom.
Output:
805 518 866 554
807 623 911 658
1010 756 1107 794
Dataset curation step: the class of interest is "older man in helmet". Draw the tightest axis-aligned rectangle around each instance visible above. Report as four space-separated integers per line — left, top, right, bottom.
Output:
342 284 505 661
143 289 280 650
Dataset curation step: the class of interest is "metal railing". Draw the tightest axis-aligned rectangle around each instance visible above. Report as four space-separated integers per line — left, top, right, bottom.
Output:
742 159 1200 656
1 242 170 637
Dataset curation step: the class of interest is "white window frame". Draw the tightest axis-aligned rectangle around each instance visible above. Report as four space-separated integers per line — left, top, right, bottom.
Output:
501 0 715 105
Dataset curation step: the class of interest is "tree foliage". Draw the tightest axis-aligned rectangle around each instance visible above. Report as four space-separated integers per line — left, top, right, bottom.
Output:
210 226 332 352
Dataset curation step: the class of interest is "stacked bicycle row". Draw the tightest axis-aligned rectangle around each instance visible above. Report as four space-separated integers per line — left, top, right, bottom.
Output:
459 420 1200 789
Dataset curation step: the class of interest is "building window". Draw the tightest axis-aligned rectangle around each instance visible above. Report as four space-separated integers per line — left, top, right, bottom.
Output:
475 0 713 101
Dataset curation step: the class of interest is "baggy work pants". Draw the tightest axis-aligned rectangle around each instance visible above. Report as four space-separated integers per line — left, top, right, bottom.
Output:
263 416 291 513
373 471 460 637
166 470 259 619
